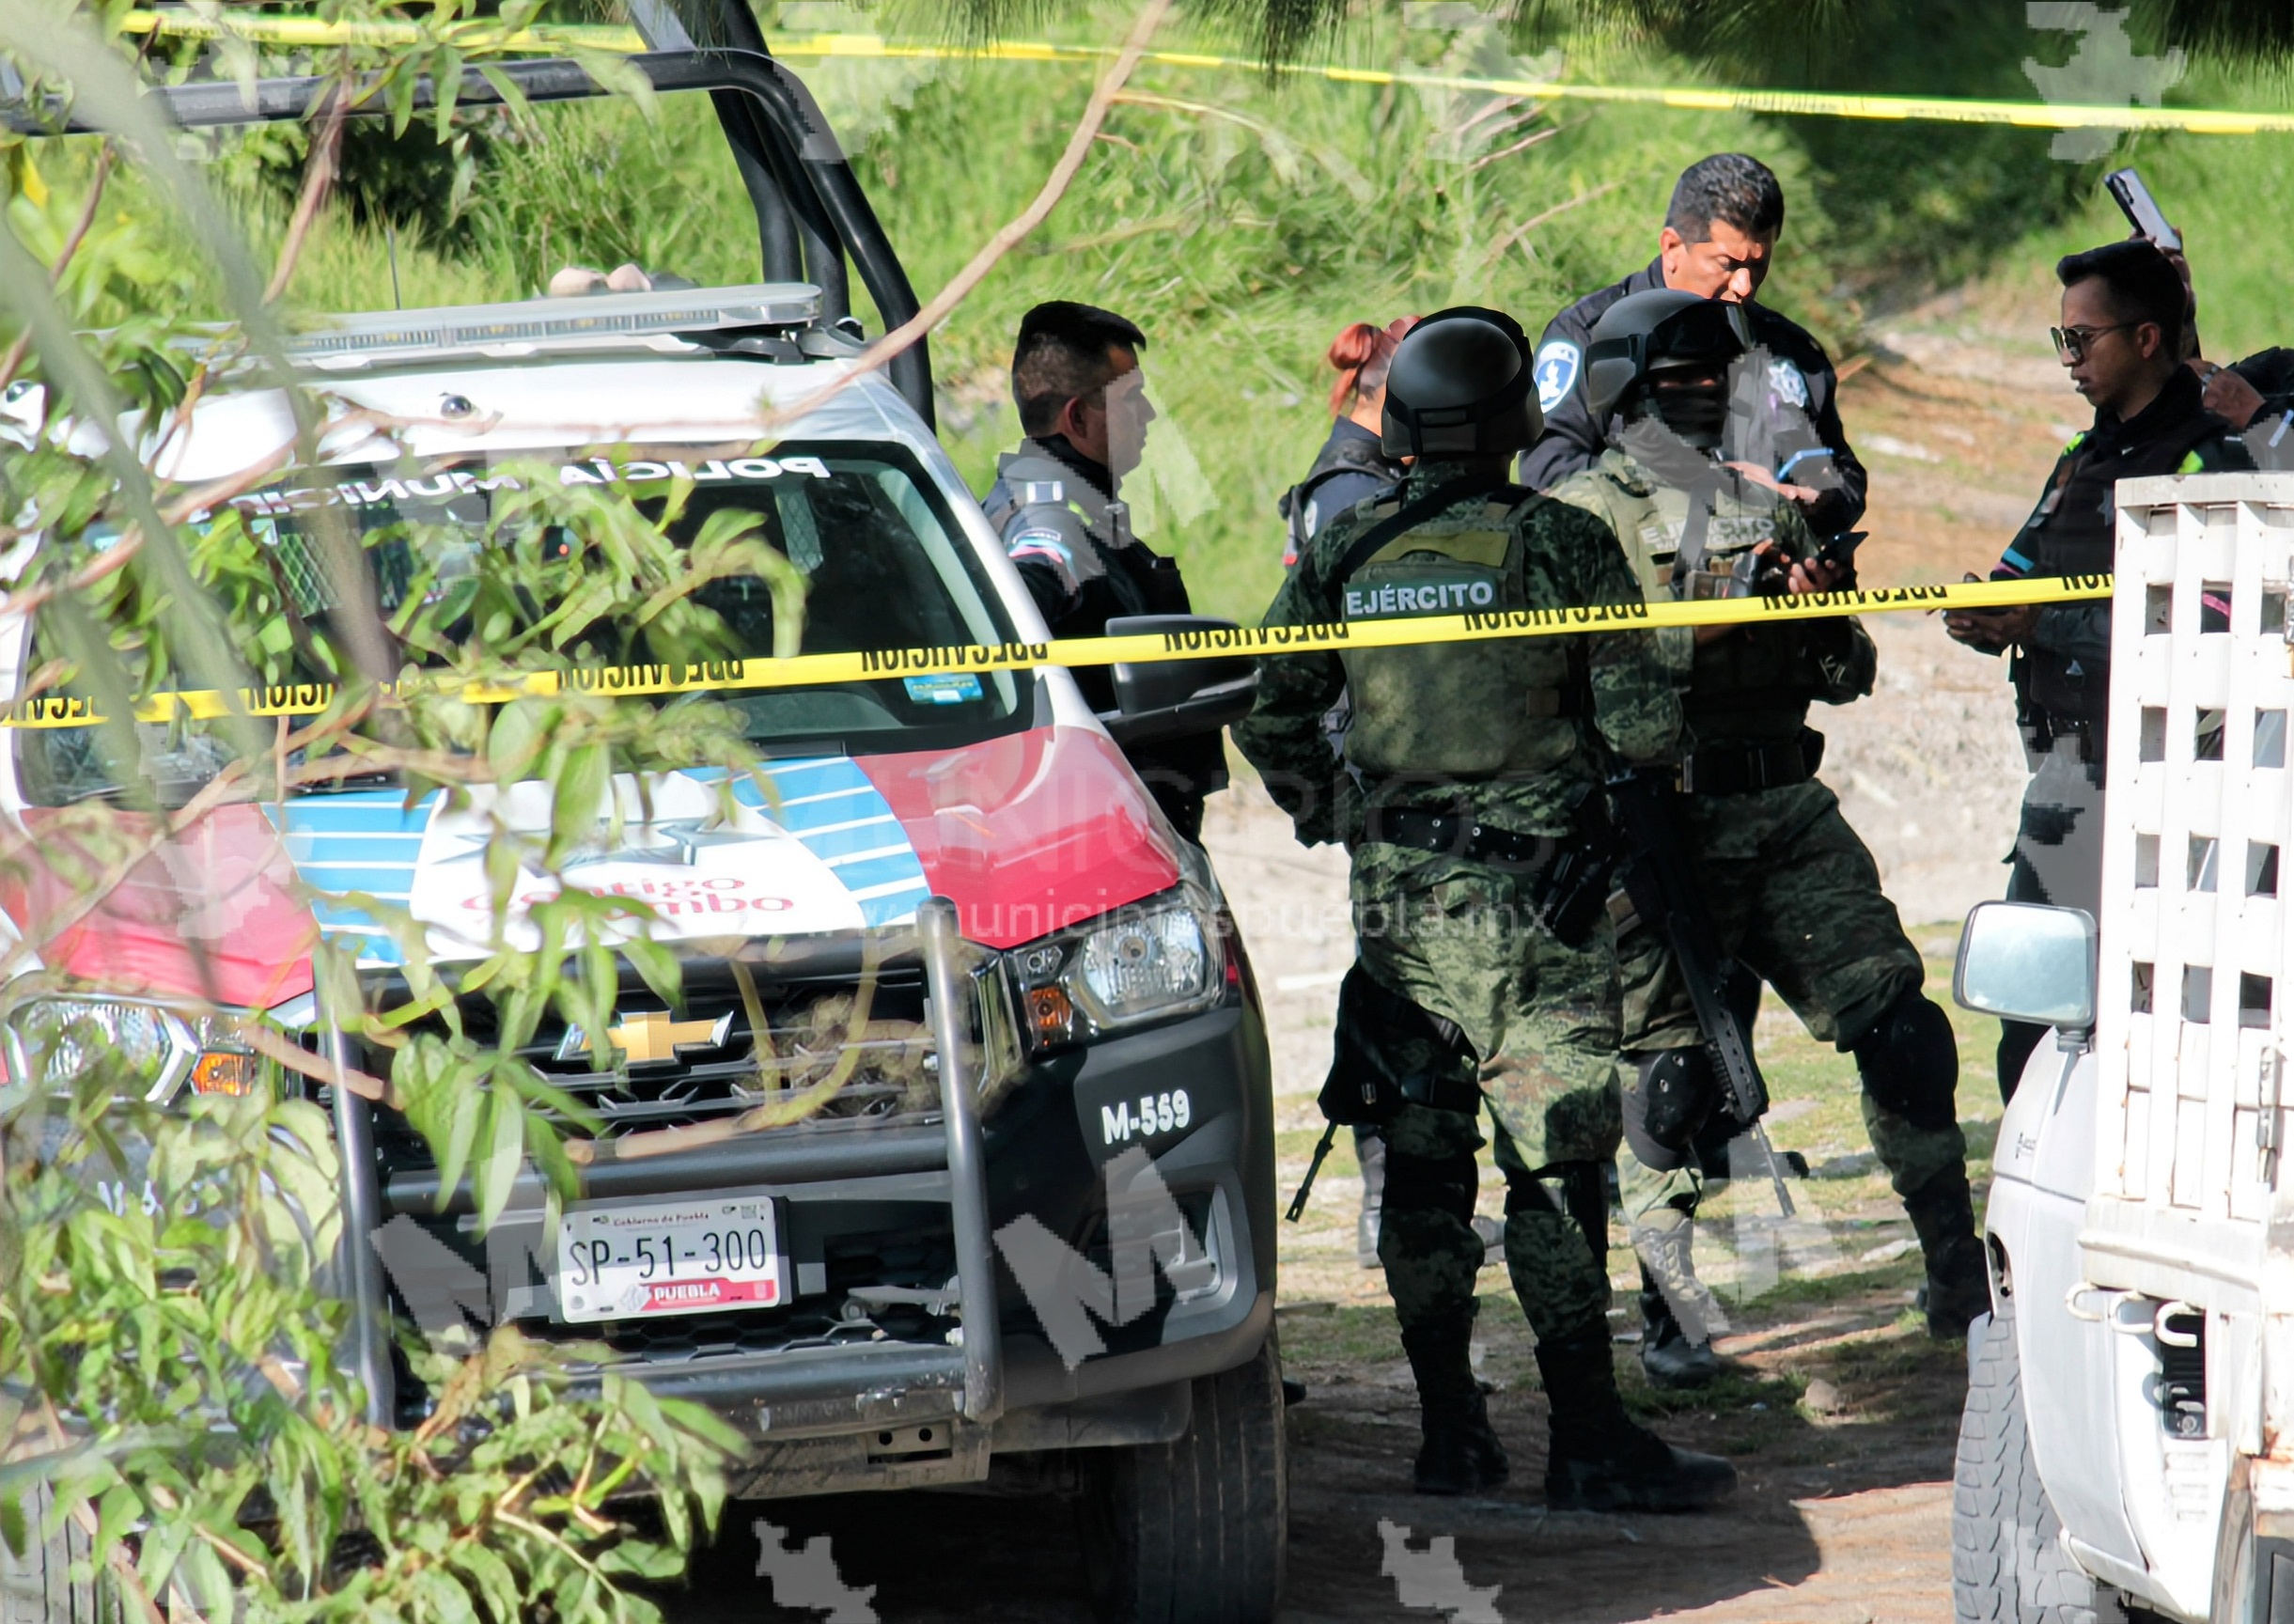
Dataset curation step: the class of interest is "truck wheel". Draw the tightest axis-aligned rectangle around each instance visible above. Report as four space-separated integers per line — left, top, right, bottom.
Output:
2208 1458 2294 1623
1 1485 116 1624
1953 1302 2118 1623
1077 1335 1288 1624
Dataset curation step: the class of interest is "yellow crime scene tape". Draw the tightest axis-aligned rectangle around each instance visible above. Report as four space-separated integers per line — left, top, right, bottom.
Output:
766 33 2294 137
114 11 2294 137
0 574 2103 730
116 11 650 53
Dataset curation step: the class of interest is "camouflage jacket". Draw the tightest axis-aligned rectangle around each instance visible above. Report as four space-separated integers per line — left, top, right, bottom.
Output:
1232 460 1682 846
1550 445 1875 747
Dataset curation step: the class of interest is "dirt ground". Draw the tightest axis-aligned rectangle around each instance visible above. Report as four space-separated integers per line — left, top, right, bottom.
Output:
692 287 2077 1622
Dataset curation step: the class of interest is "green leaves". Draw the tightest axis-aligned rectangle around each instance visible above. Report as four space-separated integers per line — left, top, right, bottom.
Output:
0 11 772 1624
3 1061 733 1624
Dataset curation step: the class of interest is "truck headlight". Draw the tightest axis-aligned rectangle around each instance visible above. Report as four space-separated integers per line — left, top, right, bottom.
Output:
4 997 268 1104
1007 891 1225 1052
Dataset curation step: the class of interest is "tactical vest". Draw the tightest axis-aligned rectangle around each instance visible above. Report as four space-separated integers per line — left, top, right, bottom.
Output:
1565 454 1860 746
1278 430 1400 567
1335 491 1581 778
982 450 1223 808
1644 481 1783 596
2016 414 2220 735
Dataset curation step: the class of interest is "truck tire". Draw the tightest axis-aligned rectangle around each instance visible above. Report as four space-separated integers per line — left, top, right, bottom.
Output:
1 1485 115 1624
2209 1458 2294 1623
1077 1335 1288 1624
1953 1303 2119 1624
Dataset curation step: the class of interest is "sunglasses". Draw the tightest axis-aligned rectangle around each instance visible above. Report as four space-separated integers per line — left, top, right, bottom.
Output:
2050 322 2138 363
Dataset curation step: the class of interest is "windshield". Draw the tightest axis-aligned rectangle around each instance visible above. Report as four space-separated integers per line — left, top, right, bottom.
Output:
18 443 1027 807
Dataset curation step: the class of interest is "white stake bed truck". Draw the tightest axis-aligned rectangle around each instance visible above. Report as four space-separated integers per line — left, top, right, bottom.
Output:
1954 471 2294 1622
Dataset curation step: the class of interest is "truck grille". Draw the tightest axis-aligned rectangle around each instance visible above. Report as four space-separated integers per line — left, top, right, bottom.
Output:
367 953 1013 1166
532 969 934 1137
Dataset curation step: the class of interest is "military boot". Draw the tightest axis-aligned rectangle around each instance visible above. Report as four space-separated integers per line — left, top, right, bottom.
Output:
1903 1162 1990 1339
1357 1131 1387 1270
1631 1212 1729 1391
1400 1315 1508 1495
1535 1325 1737 1513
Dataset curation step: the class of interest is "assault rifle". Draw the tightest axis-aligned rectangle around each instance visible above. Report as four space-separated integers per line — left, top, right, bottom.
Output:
1609 770 1798 1218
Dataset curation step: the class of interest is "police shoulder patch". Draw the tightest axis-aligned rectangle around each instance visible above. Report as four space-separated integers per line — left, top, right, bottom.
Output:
1535 340 1581 414
1007 528 1076 568
1768 357 1810 410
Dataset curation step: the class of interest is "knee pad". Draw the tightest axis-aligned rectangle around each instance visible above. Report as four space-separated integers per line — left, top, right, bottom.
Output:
1849 988 1959 1132
1620 1048 1722 1172
1381 1147 1479 1225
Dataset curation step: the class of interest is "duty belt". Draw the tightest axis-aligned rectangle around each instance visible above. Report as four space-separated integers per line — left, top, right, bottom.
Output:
1680 728 1824 796
1364 805 1563 871
2023 704 2101 765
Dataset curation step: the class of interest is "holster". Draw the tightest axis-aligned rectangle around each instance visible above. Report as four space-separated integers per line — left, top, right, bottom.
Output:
1533 792 1621 947
1317 964 1481 1126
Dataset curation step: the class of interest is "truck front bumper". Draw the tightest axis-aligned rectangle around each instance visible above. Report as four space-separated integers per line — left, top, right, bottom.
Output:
353 902 1276 1496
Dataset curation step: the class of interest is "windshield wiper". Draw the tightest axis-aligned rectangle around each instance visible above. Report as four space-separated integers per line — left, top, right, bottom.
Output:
291 770 399 795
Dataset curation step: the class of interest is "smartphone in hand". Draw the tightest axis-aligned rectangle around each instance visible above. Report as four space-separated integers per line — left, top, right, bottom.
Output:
2106 167 2180 252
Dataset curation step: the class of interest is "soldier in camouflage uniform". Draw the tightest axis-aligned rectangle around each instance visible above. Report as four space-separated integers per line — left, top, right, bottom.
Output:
1235 307 1735 1511
1548 290 1987 1390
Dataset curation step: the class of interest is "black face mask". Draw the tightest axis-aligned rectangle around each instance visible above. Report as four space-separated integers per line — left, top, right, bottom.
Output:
1627 383 1725 450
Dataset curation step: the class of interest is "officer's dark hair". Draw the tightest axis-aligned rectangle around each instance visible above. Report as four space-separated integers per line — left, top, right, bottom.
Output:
1011 302 1147 437
1664 153 1786 243
2054 240 2186 357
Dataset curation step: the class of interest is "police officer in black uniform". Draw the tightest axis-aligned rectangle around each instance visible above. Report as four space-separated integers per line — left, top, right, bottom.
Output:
980 302 1226 840
1523 153 1866 538
1280 318 1414 570
2197 349 2294 458
1946 241 2251 1098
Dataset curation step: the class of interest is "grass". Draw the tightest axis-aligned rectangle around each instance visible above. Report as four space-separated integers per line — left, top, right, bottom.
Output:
33 6 2294 623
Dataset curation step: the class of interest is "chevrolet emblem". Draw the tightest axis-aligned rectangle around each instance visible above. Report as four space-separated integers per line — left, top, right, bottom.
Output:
556 1009 734 1066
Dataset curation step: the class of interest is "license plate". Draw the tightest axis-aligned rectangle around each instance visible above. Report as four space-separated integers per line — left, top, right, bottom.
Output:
554 1196 785 1322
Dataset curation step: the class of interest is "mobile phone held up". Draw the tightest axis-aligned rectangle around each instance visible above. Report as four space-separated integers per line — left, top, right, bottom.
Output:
2106 167 2180 253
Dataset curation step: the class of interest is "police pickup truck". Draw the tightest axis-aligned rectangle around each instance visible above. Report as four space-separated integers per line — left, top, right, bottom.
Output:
0 23 1283 1624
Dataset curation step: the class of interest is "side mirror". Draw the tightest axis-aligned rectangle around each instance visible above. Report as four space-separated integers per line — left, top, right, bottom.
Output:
1097 615 1258 747
1953 900 2099 1043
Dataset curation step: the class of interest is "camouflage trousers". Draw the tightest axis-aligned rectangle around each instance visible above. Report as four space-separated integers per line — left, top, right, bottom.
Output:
1616 779 1966 1224
1354 842 1618 1345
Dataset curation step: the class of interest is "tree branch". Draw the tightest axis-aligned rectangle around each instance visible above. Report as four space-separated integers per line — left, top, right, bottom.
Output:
0 140 117 396
759 0 1175 435
266 93 348 304
1477 179 1624 269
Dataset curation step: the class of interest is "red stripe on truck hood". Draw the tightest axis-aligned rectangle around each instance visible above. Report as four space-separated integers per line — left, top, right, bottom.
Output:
0 725 1178 998
3 803 319 1007
860 726 1182 948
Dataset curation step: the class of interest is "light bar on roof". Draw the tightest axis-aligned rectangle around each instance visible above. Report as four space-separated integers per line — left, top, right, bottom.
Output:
287 283 823 367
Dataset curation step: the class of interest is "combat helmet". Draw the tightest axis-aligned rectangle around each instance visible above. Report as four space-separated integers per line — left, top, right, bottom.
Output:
1583 289 1755 427
1380 306 1541 459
